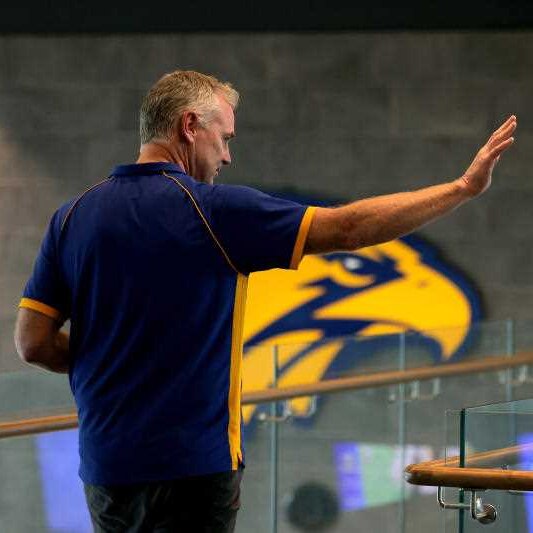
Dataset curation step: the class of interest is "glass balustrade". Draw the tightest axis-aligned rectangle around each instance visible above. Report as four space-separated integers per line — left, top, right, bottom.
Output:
1 319 533 532
460 398 533 532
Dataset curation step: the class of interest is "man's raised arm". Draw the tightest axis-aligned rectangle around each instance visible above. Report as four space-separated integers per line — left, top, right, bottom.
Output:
305 115 517 255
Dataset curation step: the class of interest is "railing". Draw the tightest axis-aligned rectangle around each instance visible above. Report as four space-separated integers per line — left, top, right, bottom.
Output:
4 321 533 532
405 448 533 526
406 445 533 491
3 349 533 440
406 396 533 528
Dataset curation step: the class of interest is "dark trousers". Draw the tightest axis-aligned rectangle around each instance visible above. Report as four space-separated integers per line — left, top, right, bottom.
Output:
84 468 243 533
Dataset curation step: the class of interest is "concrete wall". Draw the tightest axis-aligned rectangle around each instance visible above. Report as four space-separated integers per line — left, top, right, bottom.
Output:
2 32 533 371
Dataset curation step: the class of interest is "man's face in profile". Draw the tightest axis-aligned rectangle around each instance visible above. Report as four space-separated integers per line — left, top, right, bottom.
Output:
193 93 235 184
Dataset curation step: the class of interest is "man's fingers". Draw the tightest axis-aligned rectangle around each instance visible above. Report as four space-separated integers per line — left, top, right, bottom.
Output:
497 118 517 138
493 115 517 137
489 137 514 158
493 117 516 140
488 117 517 149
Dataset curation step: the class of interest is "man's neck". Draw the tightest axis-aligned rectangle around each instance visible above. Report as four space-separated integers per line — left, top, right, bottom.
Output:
136 140 187 171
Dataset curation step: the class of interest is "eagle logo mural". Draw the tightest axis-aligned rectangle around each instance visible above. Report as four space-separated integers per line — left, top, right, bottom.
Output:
241 234 480 424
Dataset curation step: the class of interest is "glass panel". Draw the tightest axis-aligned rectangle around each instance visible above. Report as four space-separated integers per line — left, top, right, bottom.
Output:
0 430 92 532
238 401 275 533
442 410 463 533
403 320 517 533
512 319 533 355
460 398 533 532
244 333 403 392
505 318 533 403
0 369 74 421
240 320 533 533
462 398 533 470
275 385 401 533
461 320 509 361
0 317 20 374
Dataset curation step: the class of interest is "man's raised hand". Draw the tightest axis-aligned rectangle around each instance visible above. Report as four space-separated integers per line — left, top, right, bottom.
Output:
459 115 517 197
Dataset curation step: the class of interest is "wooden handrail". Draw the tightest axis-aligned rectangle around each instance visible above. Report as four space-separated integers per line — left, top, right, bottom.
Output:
244 350 533 403
409 443 533 469
405 464 533 491
406 443 533 490
2 350 533 440
0 414 79 439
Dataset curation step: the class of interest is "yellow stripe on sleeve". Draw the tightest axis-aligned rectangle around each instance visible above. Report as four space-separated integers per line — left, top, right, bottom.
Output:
290 206 317 270
227 273 248 469
19 298 61 320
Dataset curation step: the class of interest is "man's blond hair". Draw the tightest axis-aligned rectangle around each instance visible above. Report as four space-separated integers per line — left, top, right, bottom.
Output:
140 70 239 144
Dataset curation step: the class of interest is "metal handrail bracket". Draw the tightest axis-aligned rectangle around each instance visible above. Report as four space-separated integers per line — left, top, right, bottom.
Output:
438 487 497 525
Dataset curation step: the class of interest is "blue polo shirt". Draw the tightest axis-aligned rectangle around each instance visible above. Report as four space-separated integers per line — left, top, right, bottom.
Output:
20 162 316 485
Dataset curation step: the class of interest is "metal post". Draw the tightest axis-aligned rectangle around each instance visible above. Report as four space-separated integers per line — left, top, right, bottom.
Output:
458 407 468 533
398 332 406 533
506 319 516 533
506 319 515 402
269 346 279 533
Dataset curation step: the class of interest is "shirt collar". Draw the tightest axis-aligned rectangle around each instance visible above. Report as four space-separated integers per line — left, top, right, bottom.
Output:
110 162 185 177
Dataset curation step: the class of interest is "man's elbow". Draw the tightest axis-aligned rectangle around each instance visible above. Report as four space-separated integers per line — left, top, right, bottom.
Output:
14 334 46 365
14 308 69 372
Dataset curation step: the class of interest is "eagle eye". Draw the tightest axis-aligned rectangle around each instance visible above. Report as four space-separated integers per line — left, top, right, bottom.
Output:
343 257 362 271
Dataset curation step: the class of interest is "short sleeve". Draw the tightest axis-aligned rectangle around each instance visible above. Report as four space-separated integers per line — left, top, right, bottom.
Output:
204 184 316 274
20 210 70 321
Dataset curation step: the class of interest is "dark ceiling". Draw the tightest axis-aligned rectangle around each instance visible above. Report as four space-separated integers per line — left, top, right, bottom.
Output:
4 2 533 33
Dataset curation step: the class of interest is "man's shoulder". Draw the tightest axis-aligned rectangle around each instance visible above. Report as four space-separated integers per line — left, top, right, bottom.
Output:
59 178 112 213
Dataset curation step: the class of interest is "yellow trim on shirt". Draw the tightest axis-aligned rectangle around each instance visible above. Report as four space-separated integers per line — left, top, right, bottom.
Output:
290 206 317 269
60 178 110 232
19 298 61 320
162 172 239 273
228 273 248 469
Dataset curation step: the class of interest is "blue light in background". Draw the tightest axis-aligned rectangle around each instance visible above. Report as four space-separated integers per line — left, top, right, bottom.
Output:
518 432 533 533
333 442 365 510
36 429 92 533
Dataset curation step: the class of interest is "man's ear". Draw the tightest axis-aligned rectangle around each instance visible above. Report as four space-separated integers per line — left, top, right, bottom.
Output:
179 111 200 144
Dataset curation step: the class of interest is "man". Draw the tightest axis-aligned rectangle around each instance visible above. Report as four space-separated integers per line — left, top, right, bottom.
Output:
14 70 516 532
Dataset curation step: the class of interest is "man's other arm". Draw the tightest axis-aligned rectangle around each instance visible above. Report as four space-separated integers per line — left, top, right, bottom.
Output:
14 308 70 373
305 116 516 255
